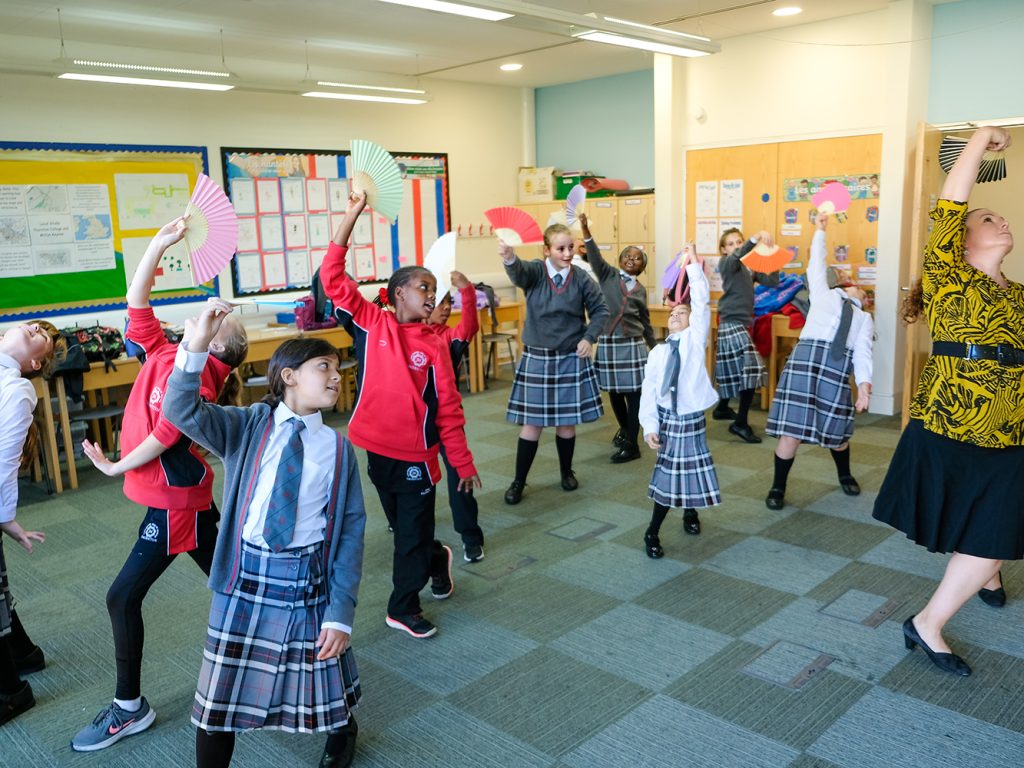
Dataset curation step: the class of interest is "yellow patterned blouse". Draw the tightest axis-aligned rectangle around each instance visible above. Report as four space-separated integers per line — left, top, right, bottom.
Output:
910 200 1024 447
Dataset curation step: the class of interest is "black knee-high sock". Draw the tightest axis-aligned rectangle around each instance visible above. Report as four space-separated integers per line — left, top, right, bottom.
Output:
772 454 795 491
735 389 755 427
625 391 642 446
0 637 23 695
555 435 575 475
196 728 235 768
830 447 852 479
648 503 671 535
608 392 628 434
718 396 731 411
514 438 539 483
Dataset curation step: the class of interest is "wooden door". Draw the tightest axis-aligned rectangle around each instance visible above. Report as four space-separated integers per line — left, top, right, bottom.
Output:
618 195 654 241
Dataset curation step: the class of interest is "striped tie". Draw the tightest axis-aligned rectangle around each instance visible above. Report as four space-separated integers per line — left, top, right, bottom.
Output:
262 417 305 553
553 273 564 288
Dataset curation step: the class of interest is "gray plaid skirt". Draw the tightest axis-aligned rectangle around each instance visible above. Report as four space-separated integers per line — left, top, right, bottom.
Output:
192 541 361 733
506 346 604 426
0 538 12 637
648 408 721 509
714 321 765 398
766 339 854 449
595 335 647 393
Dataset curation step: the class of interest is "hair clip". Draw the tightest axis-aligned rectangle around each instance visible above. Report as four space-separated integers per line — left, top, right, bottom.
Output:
372 287 390 308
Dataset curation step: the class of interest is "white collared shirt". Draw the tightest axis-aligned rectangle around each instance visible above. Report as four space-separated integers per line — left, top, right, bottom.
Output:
619 270 637 292
0 352 36 524
545 258 570 284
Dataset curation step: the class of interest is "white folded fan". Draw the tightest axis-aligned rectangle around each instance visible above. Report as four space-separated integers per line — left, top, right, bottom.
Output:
424 232 457 301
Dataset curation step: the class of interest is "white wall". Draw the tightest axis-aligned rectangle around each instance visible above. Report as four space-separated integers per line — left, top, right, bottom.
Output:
0 71 525 328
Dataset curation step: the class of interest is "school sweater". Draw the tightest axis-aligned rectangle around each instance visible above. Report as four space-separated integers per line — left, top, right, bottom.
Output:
320 243 476 483
584 239 655 347
428 283 479 375
801 229 873 385
161 364 366 629
639 264 720 434
0 353 35 524
718 239 781 327
504 256 609 353
122 306 230 511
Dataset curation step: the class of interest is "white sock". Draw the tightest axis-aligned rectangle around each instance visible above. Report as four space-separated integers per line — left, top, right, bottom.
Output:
114 697 142 712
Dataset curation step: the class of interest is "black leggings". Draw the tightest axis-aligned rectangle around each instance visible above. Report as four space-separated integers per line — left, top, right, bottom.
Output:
107 507 218 700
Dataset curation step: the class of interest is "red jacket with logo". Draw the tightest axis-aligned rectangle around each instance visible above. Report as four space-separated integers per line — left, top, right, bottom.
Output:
320 243 476 483
122 306 230 514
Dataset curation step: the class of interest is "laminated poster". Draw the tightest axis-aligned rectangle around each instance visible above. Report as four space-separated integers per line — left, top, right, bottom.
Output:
695 181 718 218
719 180 743 217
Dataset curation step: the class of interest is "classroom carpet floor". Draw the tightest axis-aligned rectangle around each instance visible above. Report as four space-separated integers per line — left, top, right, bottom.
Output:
5 376 1024 767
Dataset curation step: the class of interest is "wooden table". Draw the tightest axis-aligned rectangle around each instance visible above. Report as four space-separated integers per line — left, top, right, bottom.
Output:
33 324 353 494
767 313 803 404
447 301 525 393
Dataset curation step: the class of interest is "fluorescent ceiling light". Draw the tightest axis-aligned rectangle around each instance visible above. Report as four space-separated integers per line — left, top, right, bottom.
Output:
499 62 522 71
574 30 710 58
772 6 803 16
316 80 426 94
58 73 234 90
302 90 427 105
376 0 512 22
602 16 710 42
70 59 231 78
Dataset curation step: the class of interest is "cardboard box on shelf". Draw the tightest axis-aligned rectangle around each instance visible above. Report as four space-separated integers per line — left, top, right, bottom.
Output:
518 166 556 203
556 173 613 199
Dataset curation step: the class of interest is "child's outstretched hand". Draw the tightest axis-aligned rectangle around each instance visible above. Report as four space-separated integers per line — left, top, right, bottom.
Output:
0 521 44 554
183 297 234 353
316 627 350 660
644 432 661 450
576 338 592 358
451 270 471 290
82 439 122 476
457 473 482 493
498 240 515 263
817 212 829 231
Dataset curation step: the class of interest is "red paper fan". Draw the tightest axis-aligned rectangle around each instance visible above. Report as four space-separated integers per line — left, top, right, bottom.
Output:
183 174 238 286
581 177 629 192
485 206 543 246
740 242 792 273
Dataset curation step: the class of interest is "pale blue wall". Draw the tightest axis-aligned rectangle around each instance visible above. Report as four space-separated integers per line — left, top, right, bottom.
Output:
929 0 1024 123
535 69 654 188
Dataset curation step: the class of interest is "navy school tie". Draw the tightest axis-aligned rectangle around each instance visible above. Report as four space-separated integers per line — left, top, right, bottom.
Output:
262 417 305 553
660 338 682 411
830 297 854 361
553 273 564 288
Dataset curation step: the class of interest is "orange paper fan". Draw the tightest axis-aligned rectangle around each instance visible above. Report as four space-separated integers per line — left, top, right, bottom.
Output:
740 242 792 273
484 206 543 246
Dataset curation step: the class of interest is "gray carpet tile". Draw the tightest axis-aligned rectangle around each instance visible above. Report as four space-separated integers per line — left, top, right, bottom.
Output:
609 516 749 566
804 489 889 527
544 541 690 600
809 686 1024 768
703 537 850 596
858 534 950 582
759 510 893 560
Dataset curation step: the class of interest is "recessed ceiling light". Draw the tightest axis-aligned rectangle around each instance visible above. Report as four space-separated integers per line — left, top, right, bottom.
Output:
772 6 803 16
499 63 523 72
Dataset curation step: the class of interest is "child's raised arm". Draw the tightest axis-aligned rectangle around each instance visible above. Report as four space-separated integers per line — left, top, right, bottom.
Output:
127 218 186 308
450 271 479 340
578 213 614 280
321 193 379 320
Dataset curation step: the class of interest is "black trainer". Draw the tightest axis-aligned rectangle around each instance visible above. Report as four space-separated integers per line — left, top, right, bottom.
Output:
430 544 454 599
385 613 437 638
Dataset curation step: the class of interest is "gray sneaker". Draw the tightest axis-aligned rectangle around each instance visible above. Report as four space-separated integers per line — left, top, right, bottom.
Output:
71 698 156 752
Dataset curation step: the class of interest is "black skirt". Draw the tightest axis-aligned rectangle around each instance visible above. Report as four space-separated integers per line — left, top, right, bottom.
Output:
872 419 1024 560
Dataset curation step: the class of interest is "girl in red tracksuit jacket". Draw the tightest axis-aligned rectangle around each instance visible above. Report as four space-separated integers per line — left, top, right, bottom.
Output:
321 192 480 639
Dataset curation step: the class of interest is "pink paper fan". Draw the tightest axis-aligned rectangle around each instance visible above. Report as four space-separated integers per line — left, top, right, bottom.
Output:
485 206 543 246
565 184 587 226
811 181 852 216
183 174 238 286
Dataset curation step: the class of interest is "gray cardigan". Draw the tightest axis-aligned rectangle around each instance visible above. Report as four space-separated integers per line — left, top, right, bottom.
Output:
718 238 780 327
584 239 656 349
162 365 366 628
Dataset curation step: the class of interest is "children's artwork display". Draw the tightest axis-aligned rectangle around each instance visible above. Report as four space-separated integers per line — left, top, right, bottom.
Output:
222 147 450 296
783 174 880 202
0 141 209 320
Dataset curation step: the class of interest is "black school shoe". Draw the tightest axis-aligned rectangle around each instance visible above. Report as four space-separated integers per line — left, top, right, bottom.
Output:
683 512 701 536
504 480 526 505
838 476 861 496
728 423 762 443
765 488 785 510
16 645 45 675
0 681 35 726
612 429 626 447
610 445 641 464
561 470 579 491
320 716 358 768
712 405 737 421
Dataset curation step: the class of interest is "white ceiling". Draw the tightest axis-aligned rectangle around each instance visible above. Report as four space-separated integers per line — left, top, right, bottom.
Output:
0 1 933 90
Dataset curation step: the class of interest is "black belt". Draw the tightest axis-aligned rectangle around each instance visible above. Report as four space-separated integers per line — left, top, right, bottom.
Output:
932 341 1024 366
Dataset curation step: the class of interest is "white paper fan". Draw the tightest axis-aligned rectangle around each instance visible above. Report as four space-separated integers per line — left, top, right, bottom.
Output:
424 232 457 301
350 139 404 223
183 174 238 286
565 183 587 226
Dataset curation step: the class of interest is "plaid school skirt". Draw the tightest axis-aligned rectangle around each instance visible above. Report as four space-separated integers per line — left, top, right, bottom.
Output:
0 539 12 637
192 541 361 733
648 408 721 509
595 335 647 393
506 346 604 427
714 321 765 398
766 339 854 449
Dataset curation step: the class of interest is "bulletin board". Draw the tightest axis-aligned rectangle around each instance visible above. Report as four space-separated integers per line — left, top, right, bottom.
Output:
221 147 450 296
686 134 882 302
0 141 210 321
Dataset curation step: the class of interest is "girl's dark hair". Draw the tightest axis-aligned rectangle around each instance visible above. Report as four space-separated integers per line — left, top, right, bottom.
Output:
387 266 432 306
718 228 743 253
619 245 648 271
260 338 340 408
901 277 924 324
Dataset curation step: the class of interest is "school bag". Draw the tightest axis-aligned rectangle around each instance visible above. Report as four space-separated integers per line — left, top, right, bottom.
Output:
60 325 126 372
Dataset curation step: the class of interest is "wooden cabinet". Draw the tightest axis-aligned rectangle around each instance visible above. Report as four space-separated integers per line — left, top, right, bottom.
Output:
618 196 654 242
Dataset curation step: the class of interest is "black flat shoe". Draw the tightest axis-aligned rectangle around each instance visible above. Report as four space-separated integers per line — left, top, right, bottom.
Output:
644 532 664 559
902 616 971 676
612 429 626 447
838 475 861 496
683 514 701 536
504 480 525 505
728 423 762 443
16 645 45 675
712 406 737 421
978 571 1006 607
320 716 358 768
765 488 785 510
610 446 641 464
561 470 579 491
0 681 34 726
